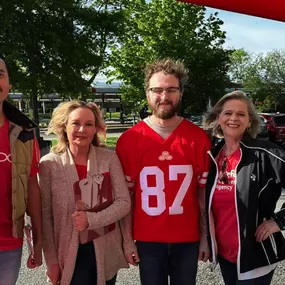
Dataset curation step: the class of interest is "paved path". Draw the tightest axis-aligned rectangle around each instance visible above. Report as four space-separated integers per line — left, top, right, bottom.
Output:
17 196 285 284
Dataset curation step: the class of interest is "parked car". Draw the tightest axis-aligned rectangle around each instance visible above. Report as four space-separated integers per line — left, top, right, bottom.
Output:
258 113 285 143
187 115 203 127
257 115 268 138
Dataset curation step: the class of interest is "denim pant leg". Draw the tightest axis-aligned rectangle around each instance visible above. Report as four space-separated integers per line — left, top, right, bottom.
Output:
136 241 169 285
0 247 22 285
169 242 199 285
218 255 274 285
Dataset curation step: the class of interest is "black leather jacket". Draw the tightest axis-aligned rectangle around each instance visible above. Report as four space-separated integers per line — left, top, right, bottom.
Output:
206 134 285 278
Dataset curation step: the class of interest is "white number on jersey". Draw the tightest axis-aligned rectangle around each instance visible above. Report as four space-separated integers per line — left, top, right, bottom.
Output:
139 165 193 216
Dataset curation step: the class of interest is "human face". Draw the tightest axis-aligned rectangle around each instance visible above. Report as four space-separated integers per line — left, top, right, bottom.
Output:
65 107 96 148
147 72 182 120
0 59 11 104
217 99 251 141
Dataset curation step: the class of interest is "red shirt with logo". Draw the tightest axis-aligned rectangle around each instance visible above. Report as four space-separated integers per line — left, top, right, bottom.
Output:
0 117 40 251
212 147 241 263
116 119 210 243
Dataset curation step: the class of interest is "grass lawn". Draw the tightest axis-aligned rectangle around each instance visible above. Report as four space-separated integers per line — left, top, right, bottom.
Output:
51 136 119 149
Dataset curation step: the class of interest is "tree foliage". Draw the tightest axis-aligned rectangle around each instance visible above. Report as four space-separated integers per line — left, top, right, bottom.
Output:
107 0 231 114
232 50 285 112
0 0 125 122
228 48 252 83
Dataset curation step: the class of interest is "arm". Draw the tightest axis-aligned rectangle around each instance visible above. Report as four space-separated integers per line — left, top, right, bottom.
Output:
197 186 210 261
197 132 211 261
86 152 131 229
256 147 285 241
38 159 58 266
26 175 42 266
119 194 139 265
119 191 137 248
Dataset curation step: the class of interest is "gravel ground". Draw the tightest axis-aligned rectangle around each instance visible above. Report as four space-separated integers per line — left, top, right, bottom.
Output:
17 196 285 285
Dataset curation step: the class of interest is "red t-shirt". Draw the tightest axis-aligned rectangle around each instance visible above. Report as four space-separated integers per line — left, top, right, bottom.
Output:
212 147 241 263
0 117 40 251
116 119 211 243
75 164 87 180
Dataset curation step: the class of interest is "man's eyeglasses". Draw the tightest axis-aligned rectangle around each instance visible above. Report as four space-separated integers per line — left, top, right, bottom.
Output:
219 158 229 184
147 87 180 95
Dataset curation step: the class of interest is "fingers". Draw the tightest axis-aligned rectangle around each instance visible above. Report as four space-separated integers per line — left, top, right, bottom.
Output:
72 211 88 232
71 211 81 218
125 251 140 266
198 251 210 262
133 251 140 263
255 220 280 242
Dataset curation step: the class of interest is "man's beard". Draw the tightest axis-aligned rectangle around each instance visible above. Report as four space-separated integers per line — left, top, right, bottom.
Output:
149 99 180 120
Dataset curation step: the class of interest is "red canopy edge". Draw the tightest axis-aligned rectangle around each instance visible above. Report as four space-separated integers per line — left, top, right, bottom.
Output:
178 0 285 22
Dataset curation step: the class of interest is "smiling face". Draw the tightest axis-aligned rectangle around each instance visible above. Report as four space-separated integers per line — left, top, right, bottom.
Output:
0 58 11 104
217 99 251 141
65 107 96 148
146 72 182 119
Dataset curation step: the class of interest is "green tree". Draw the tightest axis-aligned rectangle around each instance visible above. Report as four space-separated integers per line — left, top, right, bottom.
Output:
107 0 231 114
228 48 251 83
242 50 285 112
0 0 125 126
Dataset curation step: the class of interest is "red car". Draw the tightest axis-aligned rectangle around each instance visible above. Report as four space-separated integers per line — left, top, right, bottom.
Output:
258 113 285 143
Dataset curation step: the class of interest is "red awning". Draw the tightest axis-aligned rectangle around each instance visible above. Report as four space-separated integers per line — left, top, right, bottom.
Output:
178 0 285 22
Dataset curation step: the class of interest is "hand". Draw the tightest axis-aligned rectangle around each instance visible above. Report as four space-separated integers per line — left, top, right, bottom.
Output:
198 234 210 262
255 219 280 242
71 211 89 232
46 264 61 285
27 242 42 268
125 250 140 266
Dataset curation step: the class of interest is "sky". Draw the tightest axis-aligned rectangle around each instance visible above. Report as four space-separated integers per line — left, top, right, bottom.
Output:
96 4 285 82
207 8 285 54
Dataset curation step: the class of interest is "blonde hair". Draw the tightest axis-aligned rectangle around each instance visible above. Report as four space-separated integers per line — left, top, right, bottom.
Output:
204 90 260 138
47 100 106 154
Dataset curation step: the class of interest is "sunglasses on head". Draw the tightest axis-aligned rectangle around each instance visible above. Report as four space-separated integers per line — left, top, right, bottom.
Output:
219 158 229 184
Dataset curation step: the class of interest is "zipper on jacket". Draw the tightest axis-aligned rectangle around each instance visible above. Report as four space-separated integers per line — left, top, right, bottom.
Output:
234 148 243 280
207 151 219 265
269 234 278 259
260 241 271 265
256 182 275 263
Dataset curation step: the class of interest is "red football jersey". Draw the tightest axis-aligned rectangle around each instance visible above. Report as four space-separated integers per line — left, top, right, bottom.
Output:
116 119 210 243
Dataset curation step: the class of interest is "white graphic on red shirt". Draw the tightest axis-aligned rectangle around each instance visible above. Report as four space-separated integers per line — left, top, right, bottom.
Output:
0 152 12 163
158 151 173 161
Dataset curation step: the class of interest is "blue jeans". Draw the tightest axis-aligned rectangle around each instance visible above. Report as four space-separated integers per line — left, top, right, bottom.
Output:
218 255 274 285
0 247 22 285
136 241 199 285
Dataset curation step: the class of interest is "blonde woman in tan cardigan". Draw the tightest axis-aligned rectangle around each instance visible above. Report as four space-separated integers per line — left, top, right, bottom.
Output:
38 101 131 285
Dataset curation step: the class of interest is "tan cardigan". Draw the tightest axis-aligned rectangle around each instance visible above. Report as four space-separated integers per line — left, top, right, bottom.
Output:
38 146 130 285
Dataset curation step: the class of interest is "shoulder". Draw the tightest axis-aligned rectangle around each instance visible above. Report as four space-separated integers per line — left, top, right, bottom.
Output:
241 137 285 162
95 146 118 160
40 152 62 164
117 121 147 147
180 119 211 143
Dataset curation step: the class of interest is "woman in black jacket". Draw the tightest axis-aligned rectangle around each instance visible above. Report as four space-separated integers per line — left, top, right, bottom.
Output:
204 90 285 284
